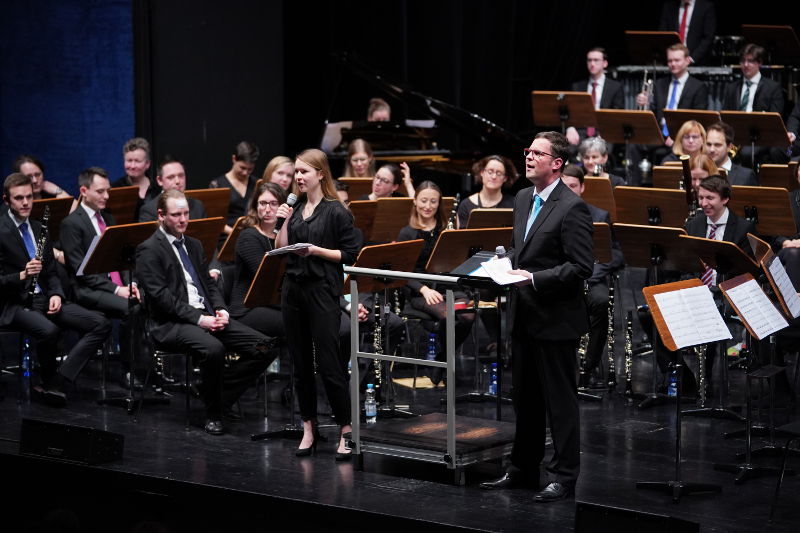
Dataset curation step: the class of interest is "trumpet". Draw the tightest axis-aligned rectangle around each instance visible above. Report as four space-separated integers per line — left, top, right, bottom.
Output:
637 69 653 111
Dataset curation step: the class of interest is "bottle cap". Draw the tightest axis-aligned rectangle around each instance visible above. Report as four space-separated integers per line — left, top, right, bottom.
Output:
367 383 374 390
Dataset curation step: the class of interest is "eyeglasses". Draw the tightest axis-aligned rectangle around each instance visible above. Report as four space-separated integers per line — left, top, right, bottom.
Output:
483 169 506 178
373 176 393 185
258 200 280 209
524 148 555 160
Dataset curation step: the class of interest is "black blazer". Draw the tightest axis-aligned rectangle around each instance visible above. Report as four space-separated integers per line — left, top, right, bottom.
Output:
684 209 755 262
136 229 226 343
0 214 64 326
726 164 757 186
60 207 130 305
508 180 594 340
722 76 784 114
658 0 716 65
650 75 709 125
138 196 208 222
570 77 624 110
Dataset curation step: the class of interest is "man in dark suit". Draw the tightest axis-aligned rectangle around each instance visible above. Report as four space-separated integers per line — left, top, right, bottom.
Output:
135 189 274 435
704 122 757 186
480 132 594 501
0 173 111 406
565 47 625 148
659 0 716 65
138 157 207 222
60 167 142 388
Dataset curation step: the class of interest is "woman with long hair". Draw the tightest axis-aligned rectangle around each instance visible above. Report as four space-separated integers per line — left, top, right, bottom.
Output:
262 155 294 191
343 138 375 177
662 120 706 164
456 155 518 228
275 149 361 460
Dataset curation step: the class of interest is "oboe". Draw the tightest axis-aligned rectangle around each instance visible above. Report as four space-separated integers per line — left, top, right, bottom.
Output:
624 310 634 397
26 205 51 308
606 277 617 391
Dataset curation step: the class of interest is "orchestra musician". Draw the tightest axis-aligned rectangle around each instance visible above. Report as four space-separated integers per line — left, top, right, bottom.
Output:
208 141 260 237
367 97 391 122
342 138 375 178
13 154 69 200
660 120 706 164
704 122 758 186
110 137 159 221
689 153 719 192
356 162 414 200
138 157 207 222
275 149 361 459
0 173 111 407
577 137 626 187
456 155 518 229
135 189 274 435
262 155 295 192
658 0 716 65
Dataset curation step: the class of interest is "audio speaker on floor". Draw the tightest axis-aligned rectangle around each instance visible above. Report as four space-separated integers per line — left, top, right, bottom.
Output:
575 501 699 533
20 418 124 465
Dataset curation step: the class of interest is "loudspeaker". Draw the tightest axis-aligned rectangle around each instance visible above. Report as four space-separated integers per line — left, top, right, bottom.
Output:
575 501 699 533
20 418 124 465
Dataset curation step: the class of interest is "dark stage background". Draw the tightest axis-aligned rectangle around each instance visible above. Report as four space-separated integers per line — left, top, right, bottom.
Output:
0 0 792 193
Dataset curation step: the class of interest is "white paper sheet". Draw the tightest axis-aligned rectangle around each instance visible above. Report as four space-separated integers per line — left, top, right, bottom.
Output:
768 257 800 319
653 285 732 349
725 278 789 340
479 257 528 285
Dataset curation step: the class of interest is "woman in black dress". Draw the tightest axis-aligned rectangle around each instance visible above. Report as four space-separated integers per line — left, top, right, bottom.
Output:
228 182 287 337
209 141 260 237
455 155 517 228
275 149 361 460
397 181 475 385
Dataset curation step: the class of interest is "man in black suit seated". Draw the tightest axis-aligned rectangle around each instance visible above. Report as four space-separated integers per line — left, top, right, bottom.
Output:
721 44 786 166
0 173 111 406
135 189 274 435
138 157 207 222
561 166 624 389
658 0 716 65
60 167 142 388
704 122 757 186
480 132 593 502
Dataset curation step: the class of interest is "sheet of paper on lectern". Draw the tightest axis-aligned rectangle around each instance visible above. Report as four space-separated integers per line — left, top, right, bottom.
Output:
479 257 528 285
768 257 800 318
653 285 732 349
724 278 789 340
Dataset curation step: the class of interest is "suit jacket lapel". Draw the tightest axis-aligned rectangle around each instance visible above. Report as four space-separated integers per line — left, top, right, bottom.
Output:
3 216 28 258
523 181 561 246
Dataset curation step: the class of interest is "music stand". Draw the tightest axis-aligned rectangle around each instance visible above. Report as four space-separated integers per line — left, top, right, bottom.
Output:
720 111 790 169
728 186 796 237
624 31 681 65
614 186 689 228
106 185 139 225
466 208 513 229
184 217 226 261
216 216 246 263
741 25 800 64
758 164 795 190
651 166 684 190
185 188 231 220
595 110 664 182
637 279 724 502
371 198 413 243
78 221 159 413
348 200 378 244
663 110 721 141
345 240 424 418
530 91 597 134
32 196 74 244
338 178 373 199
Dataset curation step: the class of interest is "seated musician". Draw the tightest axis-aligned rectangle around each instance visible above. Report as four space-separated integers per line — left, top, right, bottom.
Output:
208 141 260 237
262 155 294 192
456 155 517 229
396 181 475 386
0 173 111 406
658 0 716 65
111 137 159 221
661 120 705 165
60 167 143 389
578 137 626 187
562 166 624 388
13 154 69 200
343 138 375 178
334 179 350 205
135 189 275 435
704 122 757 186
689 153 718 192
138 157 207 222
357 162 414 200
367 97 391 122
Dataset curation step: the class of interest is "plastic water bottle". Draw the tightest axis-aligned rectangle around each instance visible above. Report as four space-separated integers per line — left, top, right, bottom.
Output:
365 384 377 425
667 368 678 397
489 362 498 395
426 333 437 361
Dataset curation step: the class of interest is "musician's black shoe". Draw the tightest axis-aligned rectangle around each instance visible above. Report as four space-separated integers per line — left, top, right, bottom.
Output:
32 386 67 408
533 482 575 502
479 469 538 490
429 367 445 387
204 419 225 435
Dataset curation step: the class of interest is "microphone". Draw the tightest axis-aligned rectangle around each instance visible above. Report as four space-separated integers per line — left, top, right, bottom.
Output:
274 193 297 234
495 245 507 259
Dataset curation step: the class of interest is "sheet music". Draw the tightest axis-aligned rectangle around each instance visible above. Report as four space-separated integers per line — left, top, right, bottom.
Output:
768 257 800 318
479 257 528 285
724 279 789 340
267 243 312 256
76 235 101 276
653 285 732 349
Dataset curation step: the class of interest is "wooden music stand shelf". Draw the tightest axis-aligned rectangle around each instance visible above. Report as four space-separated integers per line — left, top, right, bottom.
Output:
614 186 689 228
663 110 721 140
425 228 512 275
32 196 74 244
185 188 231 220
466 209 513 229
583 177 617 223
107 185 139 226
217 216 247 263
531 91 596 132
728 186 795 237
185 217 226 261
338 178 373 199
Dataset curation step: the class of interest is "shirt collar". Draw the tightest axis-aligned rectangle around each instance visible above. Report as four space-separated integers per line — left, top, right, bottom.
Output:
707 207 729 227
80 201 98 219
721 159 732 171
159 225 182 245
745 71 761 85
674 71 690 84
534 177 561 203
8 209 27 227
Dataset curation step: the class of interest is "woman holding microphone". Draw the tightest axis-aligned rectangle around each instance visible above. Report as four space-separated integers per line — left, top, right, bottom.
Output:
275 149 361 460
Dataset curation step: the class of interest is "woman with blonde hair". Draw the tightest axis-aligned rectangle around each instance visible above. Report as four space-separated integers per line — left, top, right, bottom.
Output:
689 153 719 192
262 155 294 191
343 138 375 177
662 120 706 163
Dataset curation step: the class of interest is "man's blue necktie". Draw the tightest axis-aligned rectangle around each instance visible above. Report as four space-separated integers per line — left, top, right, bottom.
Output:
19 222 41 293
173 239 213 314
524 194 543 239
663 79 680 137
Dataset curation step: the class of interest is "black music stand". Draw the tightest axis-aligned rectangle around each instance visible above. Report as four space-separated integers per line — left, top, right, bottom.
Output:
614 223 699 408
531 91 596 134
466 208 513 229
720 112 791 169
345 240 424 418
624 31 681 66
728 185 796 237
638 279 724 503
663 110 721 141
426 228 513 419
78 221 160 413
32 196 74 244
596 110 664 182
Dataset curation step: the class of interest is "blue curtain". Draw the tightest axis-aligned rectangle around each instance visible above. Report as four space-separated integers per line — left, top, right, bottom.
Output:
0 0 134 196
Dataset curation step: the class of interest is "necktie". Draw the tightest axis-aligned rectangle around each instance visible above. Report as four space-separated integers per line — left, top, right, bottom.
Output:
740 80 752 111
587 82 598 137
173 239 214 314
663 80 680 137
701 223 718 286
94 212 124 286
678 2 690 43
19 222 41 293
524 194 543 240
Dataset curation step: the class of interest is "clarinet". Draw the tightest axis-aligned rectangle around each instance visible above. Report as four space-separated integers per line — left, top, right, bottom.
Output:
26 205 51 308
695 344 707 407
372 292 383 396
447 193 460 230
624 310 634 397
606 276 617 392
577 282 590 388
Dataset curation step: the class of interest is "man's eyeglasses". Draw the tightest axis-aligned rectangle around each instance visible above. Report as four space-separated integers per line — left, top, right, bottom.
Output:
258 200 280 209
524 148 556 160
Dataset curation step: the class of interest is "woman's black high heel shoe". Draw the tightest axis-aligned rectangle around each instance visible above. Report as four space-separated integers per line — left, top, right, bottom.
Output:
335 432 352 461
296 423 319 457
